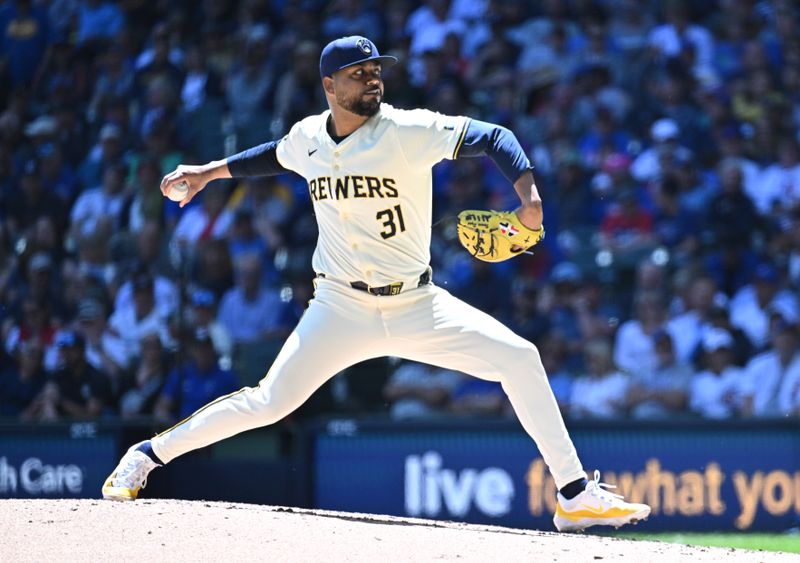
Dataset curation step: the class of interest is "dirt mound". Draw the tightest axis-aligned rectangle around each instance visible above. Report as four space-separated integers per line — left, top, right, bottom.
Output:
0 499 787 562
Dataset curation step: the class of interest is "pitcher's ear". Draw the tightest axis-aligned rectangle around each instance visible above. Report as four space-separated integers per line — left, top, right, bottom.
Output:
322 76 335 95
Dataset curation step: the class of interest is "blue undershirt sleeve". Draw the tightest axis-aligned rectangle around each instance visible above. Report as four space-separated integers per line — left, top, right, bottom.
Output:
225 140 289 177
454 119 532 183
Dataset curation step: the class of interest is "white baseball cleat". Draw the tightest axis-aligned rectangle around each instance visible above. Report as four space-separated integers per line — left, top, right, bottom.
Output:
553 470 651 532
102 440 161 501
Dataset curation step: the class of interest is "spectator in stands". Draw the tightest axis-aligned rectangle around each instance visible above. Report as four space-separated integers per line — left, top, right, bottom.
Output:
193 238 235 301
689 328 747 419
630 118 692 184
40 330 113 419
70 159 129 238
118 331 168 419
546 261 587 371
666 273 722 365
235 176 293 251
0 0 52 87
570 272 620 343
322 0 383 43
647 0 715 80
704 239 761 300
172 184 234 247
0 339 47 418
698 304 752 369
180 42 223 114
24 218 61 267
777 335 800 417
576 109 631 171
714 126 761 209
189 288 232 365
757 136 800 217
570 338 629 419
89 45 135 120
406 0 466 59
74 230 117 289
38 141 78 204
537 333 573 413
75 0 125 48
383 360 464 420
127 156 165 233
504 277 551 345
449 378 507 418
624 330 692 419
270 40 324 138
217 254 289 344
703 159 761 254
3 295 58 371
614 290 668 376
451 260 512 319
74 297 113 374
154 327 238 422
741 314 800 418
729 262 799 350
126 222 176 283
77 123 126 191
133 23 182 103
599 187 656 269
651 172 700 263
227 207 278 286
113 263 178 323
6 158 55 238
225 33 275 136
104 270 170 371
18 252 67 322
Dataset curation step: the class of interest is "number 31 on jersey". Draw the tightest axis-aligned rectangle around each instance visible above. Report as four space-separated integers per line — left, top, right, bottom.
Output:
376 204 406 239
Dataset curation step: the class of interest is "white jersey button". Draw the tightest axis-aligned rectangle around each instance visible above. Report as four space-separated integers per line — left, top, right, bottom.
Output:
333 164 340 170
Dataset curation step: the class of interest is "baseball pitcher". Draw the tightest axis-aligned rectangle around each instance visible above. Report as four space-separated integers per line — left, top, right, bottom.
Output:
103 36 650 532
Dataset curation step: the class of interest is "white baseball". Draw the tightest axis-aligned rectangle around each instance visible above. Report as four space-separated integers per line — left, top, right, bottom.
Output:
167 181 189 202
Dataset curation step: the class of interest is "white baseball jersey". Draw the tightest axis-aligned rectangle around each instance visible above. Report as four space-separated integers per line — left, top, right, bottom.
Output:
275 104 469 286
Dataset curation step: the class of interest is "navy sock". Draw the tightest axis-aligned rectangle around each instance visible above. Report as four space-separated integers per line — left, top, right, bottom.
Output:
137 441 164 465
559 477 588 500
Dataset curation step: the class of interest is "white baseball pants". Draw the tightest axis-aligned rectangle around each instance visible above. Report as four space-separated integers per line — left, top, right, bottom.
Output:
151 276 586 489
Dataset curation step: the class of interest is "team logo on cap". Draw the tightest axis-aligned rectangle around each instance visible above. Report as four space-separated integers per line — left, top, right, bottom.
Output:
356 38 372 55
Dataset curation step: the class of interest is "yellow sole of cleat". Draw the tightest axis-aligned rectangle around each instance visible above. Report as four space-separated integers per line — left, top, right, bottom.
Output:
554 508 651 533
102 493 136 502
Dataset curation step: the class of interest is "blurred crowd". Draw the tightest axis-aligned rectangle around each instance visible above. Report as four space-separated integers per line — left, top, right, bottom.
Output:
1 0 800 424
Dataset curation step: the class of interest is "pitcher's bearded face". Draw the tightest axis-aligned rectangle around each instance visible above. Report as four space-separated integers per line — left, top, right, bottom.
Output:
334 62 384 117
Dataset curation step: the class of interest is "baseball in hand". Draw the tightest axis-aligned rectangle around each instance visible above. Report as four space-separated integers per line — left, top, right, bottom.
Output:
166 181 189 202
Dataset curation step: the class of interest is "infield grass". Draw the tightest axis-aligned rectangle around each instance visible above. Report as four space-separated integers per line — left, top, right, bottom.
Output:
616 532 800 554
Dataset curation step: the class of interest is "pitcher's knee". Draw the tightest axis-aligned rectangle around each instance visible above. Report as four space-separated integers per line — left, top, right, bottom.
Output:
246 382 295 426
498 346 547 383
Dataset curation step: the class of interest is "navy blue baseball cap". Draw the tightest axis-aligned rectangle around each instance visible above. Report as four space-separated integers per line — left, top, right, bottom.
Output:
319 36 397 78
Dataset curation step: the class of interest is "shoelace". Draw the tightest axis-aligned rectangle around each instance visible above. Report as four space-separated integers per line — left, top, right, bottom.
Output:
586 470 624 503
114 452 154 490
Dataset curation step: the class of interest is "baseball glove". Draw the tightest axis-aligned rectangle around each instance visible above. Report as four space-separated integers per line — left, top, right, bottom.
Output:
456 209 545 262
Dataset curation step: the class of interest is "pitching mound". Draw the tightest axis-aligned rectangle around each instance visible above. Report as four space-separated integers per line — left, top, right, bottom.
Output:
1 499 788 562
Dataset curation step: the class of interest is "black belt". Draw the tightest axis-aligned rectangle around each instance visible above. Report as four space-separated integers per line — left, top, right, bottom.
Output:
318 269 432 296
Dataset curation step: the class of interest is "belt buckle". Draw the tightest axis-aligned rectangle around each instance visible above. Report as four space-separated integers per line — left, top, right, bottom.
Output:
368 282 403 296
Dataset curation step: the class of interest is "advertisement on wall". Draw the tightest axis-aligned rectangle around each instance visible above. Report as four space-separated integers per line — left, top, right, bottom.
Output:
0 423 116 499
313 422 800 531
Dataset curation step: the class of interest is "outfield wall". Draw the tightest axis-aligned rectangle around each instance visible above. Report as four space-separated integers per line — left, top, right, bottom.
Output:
312 419 800 532
1 419 798 531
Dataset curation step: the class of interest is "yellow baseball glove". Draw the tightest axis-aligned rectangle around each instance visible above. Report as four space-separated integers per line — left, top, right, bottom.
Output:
456 209 545 262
